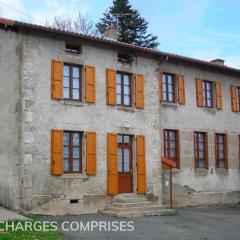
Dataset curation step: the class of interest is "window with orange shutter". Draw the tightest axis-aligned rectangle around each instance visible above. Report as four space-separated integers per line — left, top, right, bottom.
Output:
63 131 83 173
63 64 82 101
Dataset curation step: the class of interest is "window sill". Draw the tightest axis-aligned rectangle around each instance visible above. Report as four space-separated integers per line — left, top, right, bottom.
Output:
194 168 208 176
116 105 136 112
215 168 229 175
60 174 89 179
61 100 87 107
201 107 218 113
160 101 179 107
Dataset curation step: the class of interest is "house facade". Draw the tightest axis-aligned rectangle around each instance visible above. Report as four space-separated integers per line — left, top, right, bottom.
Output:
0 18 240 214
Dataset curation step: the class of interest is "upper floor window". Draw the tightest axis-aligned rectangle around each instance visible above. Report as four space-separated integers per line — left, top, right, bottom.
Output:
215 133 228 168
194 132 208 168
63 64 82 101
203 80 213 108
164 129 180 168
162 73 175 102
118 53 133 64
65 43 81 54
63 131 82 174
116 72 132 106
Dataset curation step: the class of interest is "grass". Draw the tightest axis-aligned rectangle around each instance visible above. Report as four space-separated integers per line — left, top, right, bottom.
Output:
0 220 65 240
159 209 178 216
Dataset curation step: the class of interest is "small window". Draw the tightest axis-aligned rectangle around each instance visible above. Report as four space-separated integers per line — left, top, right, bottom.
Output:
162 73 175 102
116 72 132 106
203 80 213 108
63 63 82 101
65 43 81 54
118 53 133 64
194 132 208 168
215 133 227 168
164 129 180 168
63 131 82 174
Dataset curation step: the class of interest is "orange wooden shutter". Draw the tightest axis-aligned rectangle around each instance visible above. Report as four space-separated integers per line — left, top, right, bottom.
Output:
86 132 97 175
51 129 63 175
224 135 228 169
135 74 144 109
136 135 146 193
51 60 63 99
85 65 96 103
178 74 185 105
106 69 116 105
216 82 222 110
231 86 238 112
160 72 163 101
107 133 118 194
196 78 203 107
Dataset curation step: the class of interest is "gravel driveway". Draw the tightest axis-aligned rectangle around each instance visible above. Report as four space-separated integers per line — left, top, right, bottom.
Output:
42 204 240 240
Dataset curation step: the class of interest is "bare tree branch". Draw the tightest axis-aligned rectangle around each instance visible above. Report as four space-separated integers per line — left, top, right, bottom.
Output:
46 13 99 36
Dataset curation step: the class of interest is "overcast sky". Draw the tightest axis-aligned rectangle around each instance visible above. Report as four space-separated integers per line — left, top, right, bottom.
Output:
0 0 239 69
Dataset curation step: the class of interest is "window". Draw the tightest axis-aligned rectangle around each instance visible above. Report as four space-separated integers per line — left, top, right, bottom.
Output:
194 132 208 168
63 131 82 173
63 64 82 101
203 80 213 108
162 73 175 102
65 43 81 54
215 134 227 168
118 135 132 173
118 53 133 64
164 129 180 168
116 72 132 106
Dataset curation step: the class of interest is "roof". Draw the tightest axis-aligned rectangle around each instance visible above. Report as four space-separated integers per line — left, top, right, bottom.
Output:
0 17 240 75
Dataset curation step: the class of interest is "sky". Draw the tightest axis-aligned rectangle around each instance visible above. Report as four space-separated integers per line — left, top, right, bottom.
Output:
0 0 239 69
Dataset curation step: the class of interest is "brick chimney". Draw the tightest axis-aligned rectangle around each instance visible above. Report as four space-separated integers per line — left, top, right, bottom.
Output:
103 25 118 41
210 59 225 66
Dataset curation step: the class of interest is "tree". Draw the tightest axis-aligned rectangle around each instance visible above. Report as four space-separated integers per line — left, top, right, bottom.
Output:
96 0 159 48
47 13 99 36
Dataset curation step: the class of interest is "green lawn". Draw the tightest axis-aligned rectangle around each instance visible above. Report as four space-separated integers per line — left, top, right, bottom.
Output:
0 220 66 240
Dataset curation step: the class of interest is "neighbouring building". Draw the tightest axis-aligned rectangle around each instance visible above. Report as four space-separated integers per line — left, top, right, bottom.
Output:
0 18 240 215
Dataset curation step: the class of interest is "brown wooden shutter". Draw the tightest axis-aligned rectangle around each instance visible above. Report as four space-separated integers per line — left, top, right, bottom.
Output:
51 129 63 175
86 132 97 175
51 60 63 100
106 69 116 105
178 75 185 105
196 78 203 107
160 72 163 101
205 133 208 169
85 65 96 103
231 86 238 112
136 135 146 193
135 74 144 109
224 135 228 169
107 133 118 194
176 131 180 169
216 82 222 110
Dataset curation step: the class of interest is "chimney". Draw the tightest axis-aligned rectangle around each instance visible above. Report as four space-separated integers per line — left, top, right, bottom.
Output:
210 59 225 66
103 25 118 41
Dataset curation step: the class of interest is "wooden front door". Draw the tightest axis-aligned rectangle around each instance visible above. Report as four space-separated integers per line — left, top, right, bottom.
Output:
118 135 133 193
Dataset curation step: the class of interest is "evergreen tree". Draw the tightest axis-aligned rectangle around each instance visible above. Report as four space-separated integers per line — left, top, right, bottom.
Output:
96 0 159 49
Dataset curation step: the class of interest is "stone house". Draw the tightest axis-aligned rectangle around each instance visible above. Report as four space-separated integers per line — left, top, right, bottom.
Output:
0 17 240 215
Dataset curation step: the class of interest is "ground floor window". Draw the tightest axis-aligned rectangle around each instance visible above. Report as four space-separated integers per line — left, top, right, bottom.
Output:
164 129 180 168
194 132 208 168
63 131 82 173
215 133 227 168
